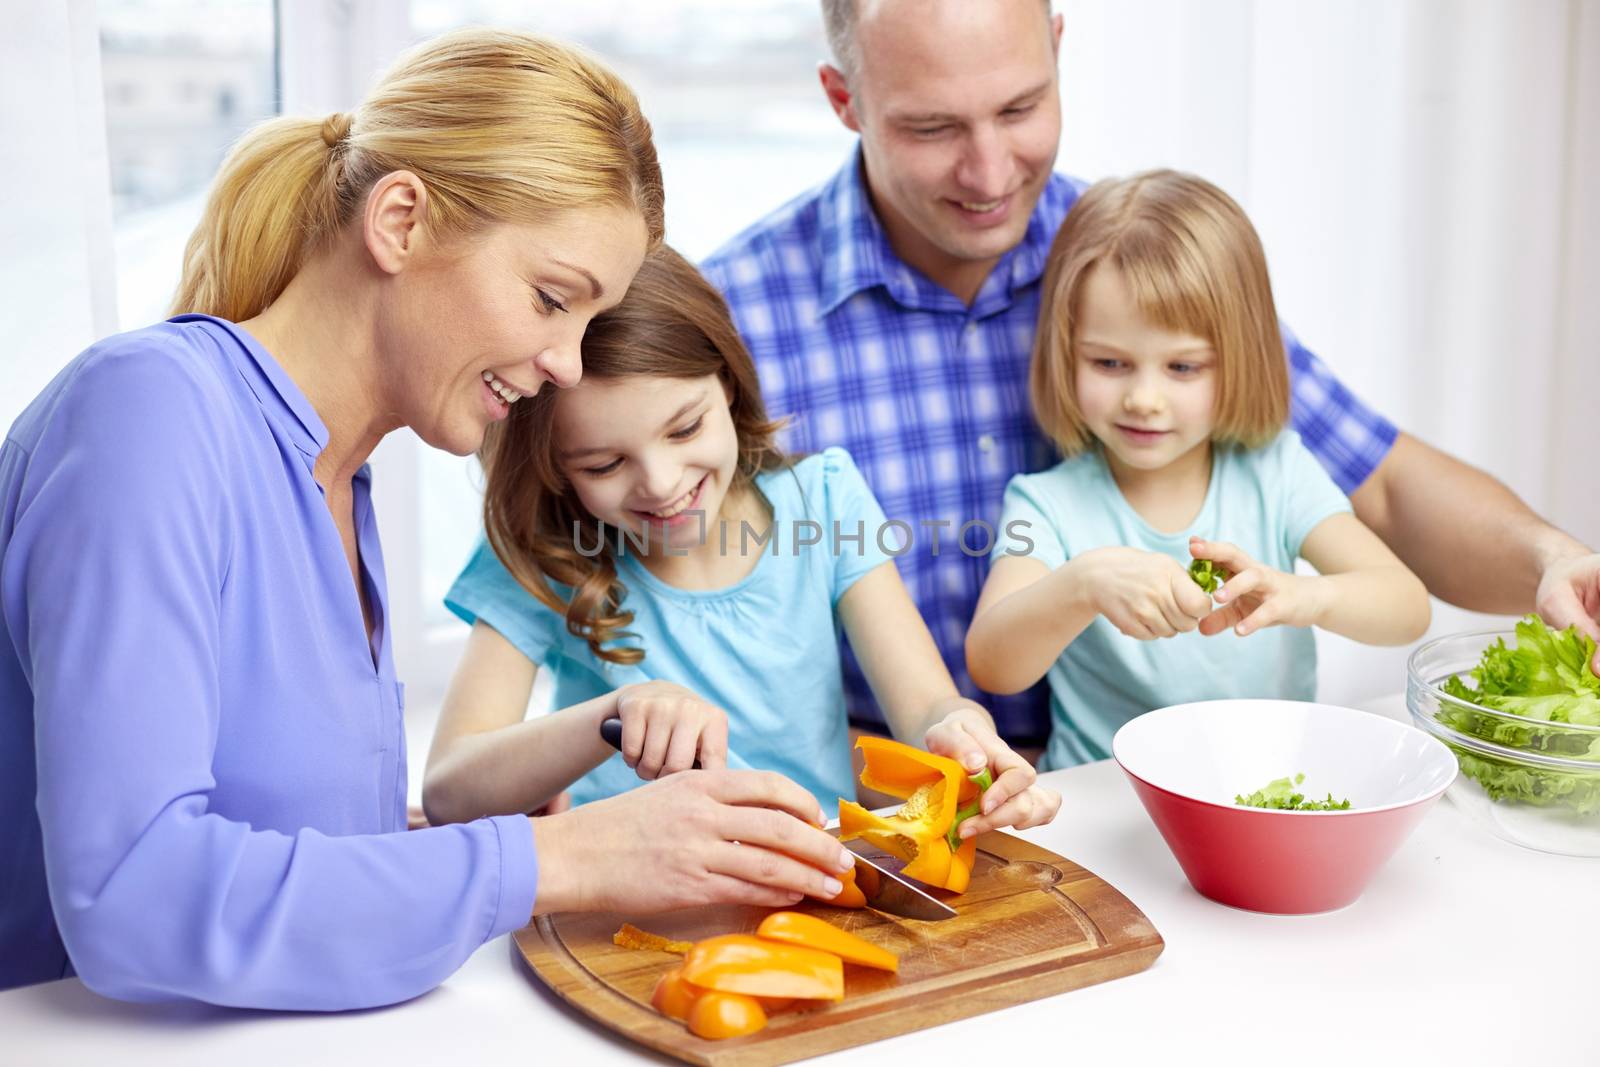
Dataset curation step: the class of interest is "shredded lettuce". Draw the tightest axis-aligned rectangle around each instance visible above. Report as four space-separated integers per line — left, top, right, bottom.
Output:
1434 615 1600 814
1189 558 1229 595
1234 773 1351 811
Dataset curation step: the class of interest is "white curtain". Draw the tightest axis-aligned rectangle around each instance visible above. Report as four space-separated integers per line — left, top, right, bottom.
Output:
0 0 117 433
1059 0 1600 704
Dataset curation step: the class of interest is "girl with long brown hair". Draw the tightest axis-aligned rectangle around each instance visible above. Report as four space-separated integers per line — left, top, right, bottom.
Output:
423 246 1060 834
967 170 1430 770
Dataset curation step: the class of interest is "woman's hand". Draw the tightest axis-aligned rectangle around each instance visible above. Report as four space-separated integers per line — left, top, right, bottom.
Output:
529 769 856 914
613 680 730 779
924 706 1062 838
1191 536 1326 637
1078 545 1213 639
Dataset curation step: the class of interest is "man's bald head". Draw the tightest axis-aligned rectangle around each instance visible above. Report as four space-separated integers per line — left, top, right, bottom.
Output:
821 0 1053 83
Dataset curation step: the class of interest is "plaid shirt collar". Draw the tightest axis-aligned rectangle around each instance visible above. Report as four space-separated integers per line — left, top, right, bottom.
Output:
816 147 1062 319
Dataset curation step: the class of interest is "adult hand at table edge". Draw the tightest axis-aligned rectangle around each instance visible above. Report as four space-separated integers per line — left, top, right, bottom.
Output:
1534 549 1600 672
526 769 855 917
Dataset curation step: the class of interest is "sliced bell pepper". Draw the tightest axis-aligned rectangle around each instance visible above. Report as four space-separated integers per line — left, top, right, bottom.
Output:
819 863 866 909
650 966 702 1021
687 991 768 1040
756 911 898 973
837 736 987 893
680 934 844 1001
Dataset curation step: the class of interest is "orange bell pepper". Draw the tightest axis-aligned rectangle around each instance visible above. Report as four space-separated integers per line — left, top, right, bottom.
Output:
687 991 768 1040
680 934 844 1002
756 911 898 973
819 862 867 908
651 966 702 1021
836 737 986 893
614 922 691 954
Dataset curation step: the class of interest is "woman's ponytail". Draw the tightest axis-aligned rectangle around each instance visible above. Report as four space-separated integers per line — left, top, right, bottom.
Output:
170 113 348 322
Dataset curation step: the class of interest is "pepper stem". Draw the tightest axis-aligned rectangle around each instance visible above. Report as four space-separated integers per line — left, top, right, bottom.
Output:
945 769 993 852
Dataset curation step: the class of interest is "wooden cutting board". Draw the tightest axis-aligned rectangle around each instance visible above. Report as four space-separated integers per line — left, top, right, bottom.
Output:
512 830 1163 1066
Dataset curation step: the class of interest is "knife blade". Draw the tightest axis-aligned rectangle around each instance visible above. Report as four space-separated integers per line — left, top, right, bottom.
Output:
844 839 958 921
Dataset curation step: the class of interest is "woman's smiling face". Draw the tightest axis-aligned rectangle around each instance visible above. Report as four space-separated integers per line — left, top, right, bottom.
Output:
380 204 648 457
554 372 740 555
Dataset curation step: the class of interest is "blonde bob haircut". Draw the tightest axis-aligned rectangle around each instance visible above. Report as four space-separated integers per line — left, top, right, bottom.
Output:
1030 169 1290 456
172 28 663 322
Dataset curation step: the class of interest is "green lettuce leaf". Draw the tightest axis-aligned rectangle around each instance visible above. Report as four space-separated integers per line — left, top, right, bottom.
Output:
1234 773 1351 811
1433 615 1600 813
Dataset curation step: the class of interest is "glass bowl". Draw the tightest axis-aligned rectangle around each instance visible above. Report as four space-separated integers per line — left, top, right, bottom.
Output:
1406 630 1600 857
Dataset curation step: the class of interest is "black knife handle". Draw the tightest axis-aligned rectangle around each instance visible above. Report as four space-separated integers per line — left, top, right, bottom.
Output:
598 716 702 770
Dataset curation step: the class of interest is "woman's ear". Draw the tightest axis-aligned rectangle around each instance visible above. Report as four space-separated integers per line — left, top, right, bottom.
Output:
363 170 431 276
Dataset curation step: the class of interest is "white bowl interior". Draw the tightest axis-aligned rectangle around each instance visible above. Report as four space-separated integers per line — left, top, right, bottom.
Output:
1113 699 1457 812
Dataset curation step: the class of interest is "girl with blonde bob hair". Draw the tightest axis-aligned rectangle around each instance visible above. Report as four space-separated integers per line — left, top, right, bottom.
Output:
967 170 1430 771
424 247 1061 840
0 29 853 1009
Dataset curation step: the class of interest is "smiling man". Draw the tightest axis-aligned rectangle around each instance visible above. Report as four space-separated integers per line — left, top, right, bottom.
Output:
701 0 1600 749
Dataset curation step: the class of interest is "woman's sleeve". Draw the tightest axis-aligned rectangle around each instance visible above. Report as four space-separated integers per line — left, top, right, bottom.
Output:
8 352 538 1010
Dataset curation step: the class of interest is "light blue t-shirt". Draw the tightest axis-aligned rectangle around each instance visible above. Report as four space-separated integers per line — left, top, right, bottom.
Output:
446 447 892 813
993 431 1352 770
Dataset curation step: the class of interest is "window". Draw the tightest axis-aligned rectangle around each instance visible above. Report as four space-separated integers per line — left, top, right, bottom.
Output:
100 0 278 329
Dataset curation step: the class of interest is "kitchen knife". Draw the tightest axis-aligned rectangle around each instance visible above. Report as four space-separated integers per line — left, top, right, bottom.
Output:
844 839 958 921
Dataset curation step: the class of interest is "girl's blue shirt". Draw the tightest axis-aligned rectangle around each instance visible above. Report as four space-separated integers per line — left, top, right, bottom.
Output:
446 446 894 814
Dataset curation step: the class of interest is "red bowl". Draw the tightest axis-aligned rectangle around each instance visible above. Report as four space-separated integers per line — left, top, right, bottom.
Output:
1112 699 1457 914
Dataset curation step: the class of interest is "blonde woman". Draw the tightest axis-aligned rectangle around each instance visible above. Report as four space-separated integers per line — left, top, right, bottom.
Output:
0 30 852 1008
965 170 1431 771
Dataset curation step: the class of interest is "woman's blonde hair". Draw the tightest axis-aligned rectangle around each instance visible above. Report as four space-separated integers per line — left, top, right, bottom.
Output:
479 246 787 665
171 29 664 322
1031 169 1289 455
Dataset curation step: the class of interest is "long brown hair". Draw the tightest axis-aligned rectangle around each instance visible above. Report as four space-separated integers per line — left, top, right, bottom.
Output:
1031 169 1290 455
171 29 663 322
480 246 787 665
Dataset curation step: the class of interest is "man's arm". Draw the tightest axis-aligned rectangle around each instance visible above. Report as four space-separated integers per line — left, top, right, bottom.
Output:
1350 432 1600 652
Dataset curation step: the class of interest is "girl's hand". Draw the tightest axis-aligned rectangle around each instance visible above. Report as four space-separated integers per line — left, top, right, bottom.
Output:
924 707 1062 837
1077 546 1214 639
1190 536 1326 636
614 681 730 779
531 769 856 914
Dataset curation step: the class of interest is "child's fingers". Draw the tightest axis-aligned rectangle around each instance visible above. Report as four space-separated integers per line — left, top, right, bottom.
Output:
661 717 702 776
1198 602 1246 636
1233 597 1282 636
696 708 730 771
960 785 1059 838
635 705 674 779
980 764 1037 814
1212 567 1264 605
964 720 1036 783
617 703 646 769
1190 536 1254 572
924 719 989 774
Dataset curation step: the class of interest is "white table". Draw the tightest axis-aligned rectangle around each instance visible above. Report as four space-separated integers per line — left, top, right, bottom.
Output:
3 698 1592 1066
